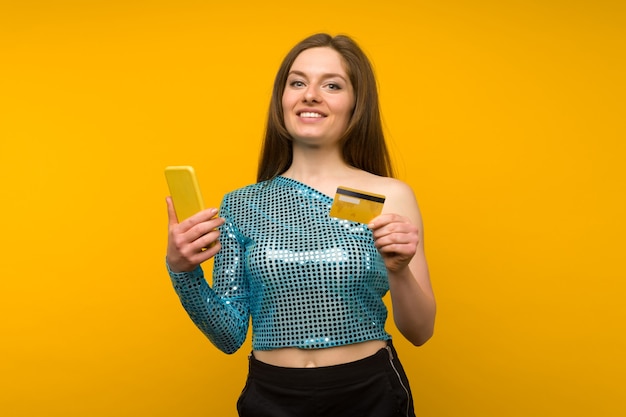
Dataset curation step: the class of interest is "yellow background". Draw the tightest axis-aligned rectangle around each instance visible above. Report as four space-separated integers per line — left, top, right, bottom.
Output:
1 1 624 416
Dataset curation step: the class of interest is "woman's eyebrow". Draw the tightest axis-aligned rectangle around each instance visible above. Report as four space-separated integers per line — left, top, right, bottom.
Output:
288 70 348 82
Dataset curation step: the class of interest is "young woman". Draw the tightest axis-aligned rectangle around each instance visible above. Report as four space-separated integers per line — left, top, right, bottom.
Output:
166 33 436 417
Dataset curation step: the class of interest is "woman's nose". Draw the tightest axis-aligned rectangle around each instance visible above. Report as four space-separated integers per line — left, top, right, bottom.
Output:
303 85 321 102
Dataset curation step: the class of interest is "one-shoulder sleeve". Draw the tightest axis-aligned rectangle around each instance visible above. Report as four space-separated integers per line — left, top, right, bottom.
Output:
167 194 250 354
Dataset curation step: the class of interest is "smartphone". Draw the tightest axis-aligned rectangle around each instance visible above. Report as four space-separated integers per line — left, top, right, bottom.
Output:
164 166 205 222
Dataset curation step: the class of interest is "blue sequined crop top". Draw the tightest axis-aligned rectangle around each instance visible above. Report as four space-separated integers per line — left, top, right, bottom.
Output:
168 176 391 354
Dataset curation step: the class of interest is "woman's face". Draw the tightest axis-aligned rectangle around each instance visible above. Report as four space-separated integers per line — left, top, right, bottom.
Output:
282 47 355 149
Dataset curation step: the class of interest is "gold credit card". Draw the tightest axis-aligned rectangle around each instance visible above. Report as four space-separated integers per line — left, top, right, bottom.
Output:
329 186 386 224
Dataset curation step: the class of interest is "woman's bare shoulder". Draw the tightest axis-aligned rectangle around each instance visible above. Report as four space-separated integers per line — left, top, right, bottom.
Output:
353 173 420 219
355 173 415 200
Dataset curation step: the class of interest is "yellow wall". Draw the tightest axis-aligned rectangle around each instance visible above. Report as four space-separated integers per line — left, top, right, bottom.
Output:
1 1 624 416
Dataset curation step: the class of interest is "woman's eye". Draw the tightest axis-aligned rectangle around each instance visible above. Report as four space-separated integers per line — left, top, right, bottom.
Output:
327 83 342 90
289 80 305 88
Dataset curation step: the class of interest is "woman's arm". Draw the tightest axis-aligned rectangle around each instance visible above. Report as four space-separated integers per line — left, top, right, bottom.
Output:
165 197 250 354
368 180 436 346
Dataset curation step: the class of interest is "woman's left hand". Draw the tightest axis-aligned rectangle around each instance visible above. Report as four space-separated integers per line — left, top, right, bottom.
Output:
368 213 420 273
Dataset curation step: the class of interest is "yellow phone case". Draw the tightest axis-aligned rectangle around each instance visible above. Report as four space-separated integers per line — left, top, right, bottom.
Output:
164 166 205 221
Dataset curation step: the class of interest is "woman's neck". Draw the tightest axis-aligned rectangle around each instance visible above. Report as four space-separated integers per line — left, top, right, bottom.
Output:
281 148 361 196
285 146 344 175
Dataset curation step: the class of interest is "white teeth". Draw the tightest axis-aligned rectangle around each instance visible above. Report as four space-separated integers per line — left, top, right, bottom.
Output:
299 112 323 118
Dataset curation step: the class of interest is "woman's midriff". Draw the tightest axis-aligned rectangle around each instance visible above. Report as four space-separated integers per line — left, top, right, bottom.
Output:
252 340 388 368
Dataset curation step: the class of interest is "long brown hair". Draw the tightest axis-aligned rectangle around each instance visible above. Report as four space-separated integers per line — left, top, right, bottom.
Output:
257 33 394 182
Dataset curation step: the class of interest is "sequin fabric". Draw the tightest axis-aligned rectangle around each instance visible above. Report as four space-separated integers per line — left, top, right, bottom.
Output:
169 176 391 354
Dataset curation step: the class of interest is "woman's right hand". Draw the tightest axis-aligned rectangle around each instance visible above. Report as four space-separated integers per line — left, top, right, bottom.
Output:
166 196 226 272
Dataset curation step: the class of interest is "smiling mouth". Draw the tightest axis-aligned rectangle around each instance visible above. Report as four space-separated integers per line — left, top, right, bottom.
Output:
298 111 325 118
